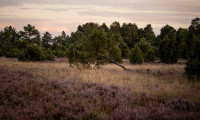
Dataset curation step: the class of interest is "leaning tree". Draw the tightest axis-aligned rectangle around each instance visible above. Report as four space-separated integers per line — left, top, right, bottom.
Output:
67 23 127 70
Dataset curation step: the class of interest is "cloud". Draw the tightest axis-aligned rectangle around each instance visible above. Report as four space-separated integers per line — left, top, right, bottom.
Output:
44 8 68 12
0 0 199 35
79 8 196 26
0 17 77 36
1 0 199 12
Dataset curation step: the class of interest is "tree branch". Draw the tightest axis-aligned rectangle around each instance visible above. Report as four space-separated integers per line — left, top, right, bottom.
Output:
98 54 127 71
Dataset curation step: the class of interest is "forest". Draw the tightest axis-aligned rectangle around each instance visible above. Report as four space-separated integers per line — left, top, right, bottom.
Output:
0 18 199 78
0 18 200 119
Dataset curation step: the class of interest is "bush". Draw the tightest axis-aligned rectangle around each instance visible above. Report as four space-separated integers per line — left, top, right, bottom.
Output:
119 42 130 58
6 48 21 58
158 27 181 64
129 45 143 64
159 35 179 64
185 59 200 79
138 38 151 55
17 49 25 61
137 38 156 62
44 48 55 61
185 35 200 79
67 43 83 66
110 45 122 63
18 44 45 61
152 46 159 58
0 48 3 57
1 69 199 119
145 48 155 62
53 50 67 58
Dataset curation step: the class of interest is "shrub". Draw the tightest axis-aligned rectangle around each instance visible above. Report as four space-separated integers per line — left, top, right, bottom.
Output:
1 69 200 120
145 48 155 62
129 45 143 64
119 42 130 58
185 59 200 79
18 49 25 61
159 35 175 63
137 38 156 62
67 43 82 66
152 46 159 58
137 38 151 55
53 50 67 58
19 44 45 61
158 26 181 64
110 45 122 63
0 47 3 57
6 48 21 58
44 48 55 61
185 35 200 79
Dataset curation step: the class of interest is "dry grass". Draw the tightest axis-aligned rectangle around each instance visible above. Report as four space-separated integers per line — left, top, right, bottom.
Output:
1 57 200 102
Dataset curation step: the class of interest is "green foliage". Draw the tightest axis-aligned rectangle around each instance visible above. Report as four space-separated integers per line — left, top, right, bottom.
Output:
44 48 55 61
138 38 151 53
153 46 159 58
19 44 45 61
109 45 122 63
42 31 52 49
61 31 68 46
107 33 124 62
18 45 55 61
67 26 123 68
15 40 28 50
100 23 109 32
129 45 143 64
78 22 99 37
53 50 67 58
152 36 160 47
159 25 180 64
137 38 151 53
67 43 83 66
68 31 84 46
185 59 200 79
67 43 93 68
159 25 177 63
6 48 21 58
110 21 120 33
143 24 156 43
0 42 4 56
1 18 199 71
137 38 155 62
176 28 186 59
0 26 19 54
17 49 25 61
159 25 176 40
159 36 172 63
120 23 139 49
52 31 68 50
119 42 130 58
185 34 200 79
145 48 156 62
82 29 109 66
19 24 41 46
185 18 200 59
0 47 3 57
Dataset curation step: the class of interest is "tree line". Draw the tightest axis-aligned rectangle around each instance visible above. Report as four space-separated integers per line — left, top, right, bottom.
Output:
0 18 199 78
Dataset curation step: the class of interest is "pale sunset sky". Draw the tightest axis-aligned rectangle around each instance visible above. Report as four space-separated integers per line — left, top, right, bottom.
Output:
0 0 200 36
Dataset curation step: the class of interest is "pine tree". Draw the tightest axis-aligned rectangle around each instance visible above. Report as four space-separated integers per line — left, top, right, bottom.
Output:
129 45 143 64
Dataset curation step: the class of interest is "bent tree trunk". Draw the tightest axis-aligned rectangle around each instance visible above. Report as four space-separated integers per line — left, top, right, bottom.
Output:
98 54 127 71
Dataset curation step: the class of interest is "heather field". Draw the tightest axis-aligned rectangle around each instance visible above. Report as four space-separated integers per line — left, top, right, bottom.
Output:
0 57 200 119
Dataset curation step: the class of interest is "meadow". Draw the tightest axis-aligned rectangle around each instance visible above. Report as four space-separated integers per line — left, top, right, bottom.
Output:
0 57 200 119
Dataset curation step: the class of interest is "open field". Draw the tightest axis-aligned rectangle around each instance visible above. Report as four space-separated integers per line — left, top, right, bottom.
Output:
0 57 200 119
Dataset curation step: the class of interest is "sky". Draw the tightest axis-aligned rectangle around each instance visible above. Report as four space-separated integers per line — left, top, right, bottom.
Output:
0 0 200 36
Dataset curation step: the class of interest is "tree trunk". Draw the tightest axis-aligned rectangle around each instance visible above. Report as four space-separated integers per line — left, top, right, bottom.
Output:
98 54 127 71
